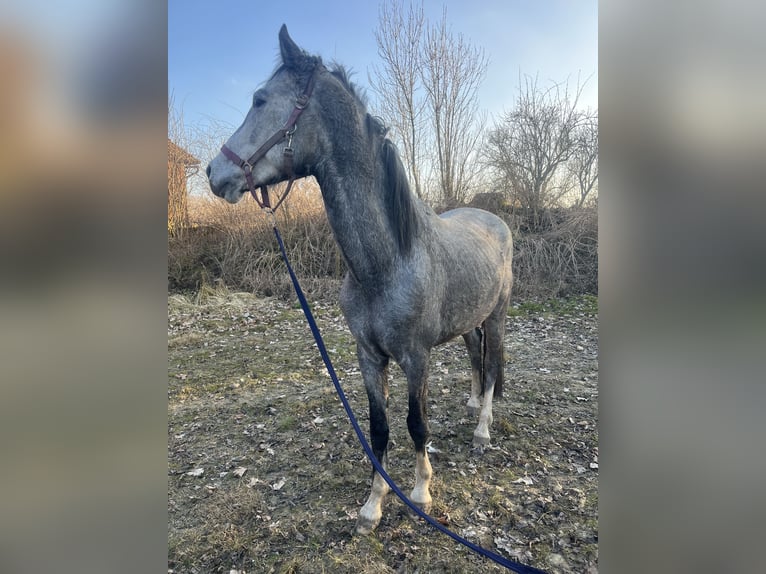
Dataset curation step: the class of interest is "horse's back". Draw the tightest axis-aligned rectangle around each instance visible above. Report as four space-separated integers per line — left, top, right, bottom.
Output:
438 207 512 244
436 207 513 264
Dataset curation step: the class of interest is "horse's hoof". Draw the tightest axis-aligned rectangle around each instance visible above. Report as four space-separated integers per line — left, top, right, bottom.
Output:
354 516 379 536
472 432 491 447
407 500 432 522
467 405 481 417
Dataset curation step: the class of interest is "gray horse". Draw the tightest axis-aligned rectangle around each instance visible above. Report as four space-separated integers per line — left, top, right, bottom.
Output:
207 25 513 535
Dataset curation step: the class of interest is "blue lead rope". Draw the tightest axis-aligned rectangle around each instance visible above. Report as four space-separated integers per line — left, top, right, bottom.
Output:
272 223 548 574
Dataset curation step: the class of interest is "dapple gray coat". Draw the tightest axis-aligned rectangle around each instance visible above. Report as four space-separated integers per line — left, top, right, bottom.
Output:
207 25 513 535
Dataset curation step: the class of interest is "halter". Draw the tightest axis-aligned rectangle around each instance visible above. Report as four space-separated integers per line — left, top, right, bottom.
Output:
220 64 320 211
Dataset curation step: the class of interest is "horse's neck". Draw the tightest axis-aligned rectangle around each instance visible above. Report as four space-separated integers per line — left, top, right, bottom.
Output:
315 155 402 289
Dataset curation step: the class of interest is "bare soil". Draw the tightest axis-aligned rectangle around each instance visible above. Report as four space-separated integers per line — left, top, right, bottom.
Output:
168 291 598 573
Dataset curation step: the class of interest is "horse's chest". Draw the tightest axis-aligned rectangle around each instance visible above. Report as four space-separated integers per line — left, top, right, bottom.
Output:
343 300 407 341
340 286 427 357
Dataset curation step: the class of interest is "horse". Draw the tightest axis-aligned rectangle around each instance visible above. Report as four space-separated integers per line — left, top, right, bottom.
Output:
207 25 513 536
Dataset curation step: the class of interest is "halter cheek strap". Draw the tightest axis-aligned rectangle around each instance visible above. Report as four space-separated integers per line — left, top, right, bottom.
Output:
220 65 320 211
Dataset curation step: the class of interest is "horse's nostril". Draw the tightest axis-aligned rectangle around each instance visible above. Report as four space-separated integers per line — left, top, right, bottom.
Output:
205 164 212 178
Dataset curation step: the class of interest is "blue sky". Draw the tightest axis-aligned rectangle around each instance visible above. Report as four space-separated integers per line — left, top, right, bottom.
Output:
169 0 597 138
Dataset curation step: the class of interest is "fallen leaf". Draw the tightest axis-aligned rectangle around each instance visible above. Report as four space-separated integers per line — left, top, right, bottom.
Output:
272 477 286 491
512 476 534 486
186 468 204 477
494 534 523 555
233 466 248 477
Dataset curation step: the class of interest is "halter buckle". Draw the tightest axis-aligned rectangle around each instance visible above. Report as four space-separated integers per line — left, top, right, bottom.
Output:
285 125 296 149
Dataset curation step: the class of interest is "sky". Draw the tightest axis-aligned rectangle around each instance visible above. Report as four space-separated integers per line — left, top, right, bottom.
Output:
169 0 598 148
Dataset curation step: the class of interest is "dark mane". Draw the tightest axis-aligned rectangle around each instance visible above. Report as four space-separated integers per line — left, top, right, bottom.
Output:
267 50 321 85
326 64 418 254
381 138 419 254
328 64 367 108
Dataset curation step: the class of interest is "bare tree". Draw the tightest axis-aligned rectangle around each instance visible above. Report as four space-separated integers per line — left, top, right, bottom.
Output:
568 112 599 207
485 74 586 223
420 8 488 204
369 0 426 198
370 1 488 205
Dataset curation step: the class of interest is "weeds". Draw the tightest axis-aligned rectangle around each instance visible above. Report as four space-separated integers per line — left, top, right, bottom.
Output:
168 292 599 573
169 184 597 301
509 294 598 318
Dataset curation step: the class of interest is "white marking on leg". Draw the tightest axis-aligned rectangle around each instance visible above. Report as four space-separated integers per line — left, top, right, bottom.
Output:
410 451 432 512
356 471 389 534
473 387 494 445
467 369 482 415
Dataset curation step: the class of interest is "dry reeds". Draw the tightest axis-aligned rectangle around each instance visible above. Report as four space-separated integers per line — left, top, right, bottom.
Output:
168 179 597 301
168 178 345 299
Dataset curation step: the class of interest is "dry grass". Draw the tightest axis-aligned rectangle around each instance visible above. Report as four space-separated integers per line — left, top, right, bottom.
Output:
168 292 599 573
168 179 345 299
168 181 597 301
509 207 598 298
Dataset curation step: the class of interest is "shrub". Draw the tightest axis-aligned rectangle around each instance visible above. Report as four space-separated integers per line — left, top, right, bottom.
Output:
168 185 597 301
507 206 598 298
168 182 345 299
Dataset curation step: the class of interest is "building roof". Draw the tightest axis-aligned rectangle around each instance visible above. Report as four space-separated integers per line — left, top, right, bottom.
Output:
168 139 200 166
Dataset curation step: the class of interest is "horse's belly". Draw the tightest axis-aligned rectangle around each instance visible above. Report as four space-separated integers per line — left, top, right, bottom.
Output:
434 300 496 345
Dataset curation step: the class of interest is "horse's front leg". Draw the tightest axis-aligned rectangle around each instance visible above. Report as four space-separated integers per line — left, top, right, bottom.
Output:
355 345 390 535
402 350 433 515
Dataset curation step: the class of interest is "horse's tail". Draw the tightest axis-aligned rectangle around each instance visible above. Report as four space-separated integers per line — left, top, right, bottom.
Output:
493 345 504 399
478 327 503 399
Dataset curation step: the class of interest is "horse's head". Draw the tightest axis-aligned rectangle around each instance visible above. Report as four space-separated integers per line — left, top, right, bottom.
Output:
207 25 322 203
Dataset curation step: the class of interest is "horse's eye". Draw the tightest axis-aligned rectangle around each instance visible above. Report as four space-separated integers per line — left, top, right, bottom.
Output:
253 94 267 108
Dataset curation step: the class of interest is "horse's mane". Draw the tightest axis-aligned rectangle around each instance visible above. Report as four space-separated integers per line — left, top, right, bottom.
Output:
381 138 419 254
327 64 419 254
328 64 367 108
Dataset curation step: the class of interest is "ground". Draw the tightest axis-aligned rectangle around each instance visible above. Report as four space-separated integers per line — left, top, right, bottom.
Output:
168 290 598 574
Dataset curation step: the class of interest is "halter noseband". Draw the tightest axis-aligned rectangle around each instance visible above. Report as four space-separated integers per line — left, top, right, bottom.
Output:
220 64 320 211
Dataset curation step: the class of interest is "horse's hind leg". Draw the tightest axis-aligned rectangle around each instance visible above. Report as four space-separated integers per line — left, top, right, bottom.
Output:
355 345 391 535
473 296 509 446
463 328 483 416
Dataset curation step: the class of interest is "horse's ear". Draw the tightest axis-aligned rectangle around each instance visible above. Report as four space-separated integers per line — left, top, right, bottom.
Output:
279 24 305 70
